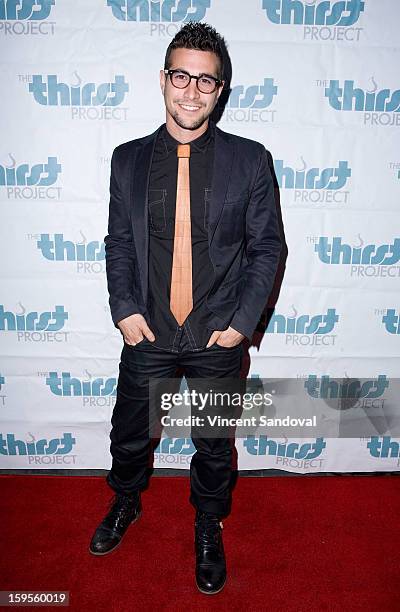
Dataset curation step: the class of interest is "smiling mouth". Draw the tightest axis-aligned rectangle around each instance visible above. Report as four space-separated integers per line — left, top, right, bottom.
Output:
178 103 202 112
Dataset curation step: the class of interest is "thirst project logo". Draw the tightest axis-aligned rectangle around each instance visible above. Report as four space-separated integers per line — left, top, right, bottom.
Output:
223 78 278 124
266 307 339 346
36 233 105 274
324 79 400 126
0 155 62 200
0 0 56 35
262 0 365 41
313 236 400 277
0 304 69 342
275 158 351 205
154 437 195 465
0 432 77 465
107 0 211 37
243 436 327 470
45 371 117 407
26 73 130 120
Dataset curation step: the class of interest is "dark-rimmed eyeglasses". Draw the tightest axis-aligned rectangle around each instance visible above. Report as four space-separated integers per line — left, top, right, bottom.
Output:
164 69 222 94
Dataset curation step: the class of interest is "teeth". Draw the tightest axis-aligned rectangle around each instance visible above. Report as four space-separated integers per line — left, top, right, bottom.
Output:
180 104 200 111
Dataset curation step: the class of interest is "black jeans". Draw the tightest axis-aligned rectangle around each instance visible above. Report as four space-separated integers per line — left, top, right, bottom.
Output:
107 338 243 518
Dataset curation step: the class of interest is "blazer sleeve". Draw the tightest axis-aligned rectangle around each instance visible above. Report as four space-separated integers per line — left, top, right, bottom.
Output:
104 147 142 328
229 145 281 340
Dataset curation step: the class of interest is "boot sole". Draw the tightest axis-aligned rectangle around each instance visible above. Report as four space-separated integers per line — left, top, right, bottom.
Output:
89 509 142 556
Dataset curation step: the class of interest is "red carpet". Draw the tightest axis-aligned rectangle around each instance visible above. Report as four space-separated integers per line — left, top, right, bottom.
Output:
1 474 399 611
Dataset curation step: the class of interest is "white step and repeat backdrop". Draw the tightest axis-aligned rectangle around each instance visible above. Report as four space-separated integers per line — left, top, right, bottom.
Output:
1 0 399 474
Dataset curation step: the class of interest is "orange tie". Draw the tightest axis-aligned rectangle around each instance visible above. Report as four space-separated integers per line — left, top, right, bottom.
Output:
169 143 193 325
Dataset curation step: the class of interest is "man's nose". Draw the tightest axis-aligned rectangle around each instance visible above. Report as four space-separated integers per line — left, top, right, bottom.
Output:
185 77 200 99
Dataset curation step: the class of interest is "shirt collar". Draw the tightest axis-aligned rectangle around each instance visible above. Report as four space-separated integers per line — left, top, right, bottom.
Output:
160 121 214 155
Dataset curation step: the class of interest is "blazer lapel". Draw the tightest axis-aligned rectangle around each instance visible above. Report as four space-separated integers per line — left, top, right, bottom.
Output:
208 127 235 245
130 126 161 307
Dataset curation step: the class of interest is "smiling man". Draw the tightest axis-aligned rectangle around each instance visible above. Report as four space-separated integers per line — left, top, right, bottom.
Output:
90 22 282 595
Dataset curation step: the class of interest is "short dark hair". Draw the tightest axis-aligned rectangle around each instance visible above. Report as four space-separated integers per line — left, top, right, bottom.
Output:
164 22 225 80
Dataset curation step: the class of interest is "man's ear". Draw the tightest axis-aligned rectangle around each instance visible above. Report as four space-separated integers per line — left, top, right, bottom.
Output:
160 69 166 95
216 81 225 101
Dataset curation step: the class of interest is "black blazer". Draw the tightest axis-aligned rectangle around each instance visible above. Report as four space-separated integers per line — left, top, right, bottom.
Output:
104 124 282 341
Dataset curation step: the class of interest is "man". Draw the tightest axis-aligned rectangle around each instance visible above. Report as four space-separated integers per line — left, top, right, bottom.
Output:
90 22 281 595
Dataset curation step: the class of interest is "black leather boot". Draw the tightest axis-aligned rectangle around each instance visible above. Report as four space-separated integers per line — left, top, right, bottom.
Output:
195 511 227 594
89 491 142 555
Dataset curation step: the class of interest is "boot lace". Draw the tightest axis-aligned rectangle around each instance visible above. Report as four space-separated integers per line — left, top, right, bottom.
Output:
196 512 222 547
107 493 138 521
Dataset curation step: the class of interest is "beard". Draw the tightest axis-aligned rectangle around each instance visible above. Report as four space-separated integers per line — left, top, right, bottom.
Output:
170 105 210 131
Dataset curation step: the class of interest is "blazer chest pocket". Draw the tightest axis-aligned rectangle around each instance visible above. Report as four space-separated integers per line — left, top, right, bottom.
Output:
224 190 249 206
149 189 166 233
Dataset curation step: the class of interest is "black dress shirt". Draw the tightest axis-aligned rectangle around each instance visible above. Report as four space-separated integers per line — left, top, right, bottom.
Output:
147 122 222 353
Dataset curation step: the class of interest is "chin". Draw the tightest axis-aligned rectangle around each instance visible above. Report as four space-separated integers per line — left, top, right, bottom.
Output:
173 112 208 131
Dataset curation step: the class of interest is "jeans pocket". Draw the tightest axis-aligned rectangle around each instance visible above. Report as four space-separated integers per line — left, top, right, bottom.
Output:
124 337 147 349
213 341 242 350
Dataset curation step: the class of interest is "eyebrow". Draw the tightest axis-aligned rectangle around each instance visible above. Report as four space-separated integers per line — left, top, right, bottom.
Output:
171 67 219 80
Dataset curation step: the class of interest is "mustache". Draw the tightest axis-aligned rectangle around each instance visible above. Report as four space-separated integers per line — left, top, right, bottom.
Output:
175 100 204 107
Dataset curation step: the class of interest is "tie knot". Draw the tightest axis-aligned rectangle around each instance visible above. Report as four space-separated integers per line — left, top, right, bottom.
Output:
177 143 191 159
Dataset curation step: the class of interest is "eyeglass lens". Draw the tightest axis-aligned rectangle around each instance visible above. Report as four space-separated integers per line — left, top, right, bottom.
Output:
170 71 217 93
